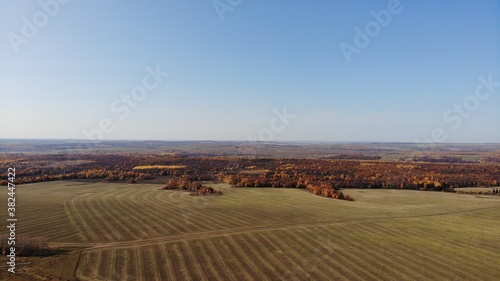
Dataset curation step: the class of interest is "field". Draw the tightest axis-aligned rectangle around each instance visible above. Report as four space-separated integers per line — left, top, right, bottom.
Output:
133 165 187 170
455 187 496 192
1 181 500 280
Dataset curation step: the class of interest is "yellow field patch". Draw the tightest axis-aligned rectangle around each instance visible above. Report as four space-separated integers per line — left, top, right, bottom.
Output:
239 169 270 175
133 165 187 170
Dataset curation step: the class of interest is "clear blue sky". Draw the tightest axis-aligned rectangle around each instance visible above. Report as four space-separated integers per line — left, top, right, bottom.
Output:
1 0 499 142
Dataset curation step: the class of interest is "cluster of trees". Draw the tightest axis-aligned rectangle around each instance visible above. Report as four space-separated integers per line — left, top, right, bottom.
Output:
401 155 477 163
0 154 249 185
216 173 353 200
190 186 223 196
0 235 49 256
1 154 499 199
0 168 153 185
216 159 499 192
163 177 223 196
306 183 353 201
482 156 500 164
217 173 308 188
0 154 191 185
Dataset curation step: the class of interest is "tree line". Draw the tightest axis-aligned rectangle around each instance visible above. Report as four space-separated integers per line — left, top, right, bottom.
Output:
164 176 223 196
0 235 49 256
1 154 499 200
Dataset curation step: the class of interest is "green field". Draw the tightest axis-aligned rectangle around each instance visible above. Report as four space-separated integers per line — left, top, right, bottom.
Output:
2 181 500 280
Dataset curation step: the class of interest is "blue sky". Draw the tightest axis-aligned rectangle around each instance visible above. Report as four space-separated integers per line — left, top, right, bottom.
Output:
1 0 499 142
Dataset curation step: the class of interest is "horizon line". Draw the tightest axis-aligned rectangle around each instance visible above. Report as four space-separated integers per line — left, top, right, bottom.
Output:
0 138 499 145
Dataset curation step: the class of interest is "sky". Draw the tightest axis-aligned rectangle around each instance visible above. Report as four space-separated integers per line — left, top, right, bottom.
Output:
1 0 499 143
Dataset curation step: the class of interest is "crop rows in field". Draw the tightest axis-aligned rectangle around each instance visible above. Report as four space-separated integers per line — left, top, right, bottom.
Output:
75 211 500 281
46 182 382 243
6 181 500 280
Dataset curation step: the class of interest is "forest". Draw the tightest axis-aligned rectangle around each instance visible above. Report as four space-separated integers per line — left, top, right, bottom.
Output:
1 152 499 201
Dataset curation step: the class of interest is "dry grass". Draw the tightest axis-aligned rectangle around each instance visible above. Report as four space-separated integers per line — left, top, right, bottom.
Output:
2 181 500 280
132 165 187 170
455 187 499 192
239 169 270 175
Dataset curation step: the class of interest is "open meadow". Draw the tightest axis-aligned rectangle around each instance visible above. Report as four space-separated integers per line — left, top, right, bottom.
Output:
3 0 500 279
1 180 499 280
